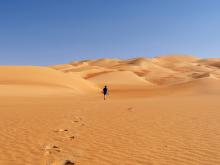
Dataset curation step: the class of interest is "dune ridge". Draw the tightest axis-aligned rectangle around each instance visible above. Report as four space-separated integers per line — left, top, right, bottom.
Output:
51 55 220 89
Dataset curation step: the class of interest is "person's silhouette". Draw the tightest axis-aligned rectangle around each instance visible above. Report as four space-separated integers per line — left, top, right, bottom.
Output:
103 85 108 100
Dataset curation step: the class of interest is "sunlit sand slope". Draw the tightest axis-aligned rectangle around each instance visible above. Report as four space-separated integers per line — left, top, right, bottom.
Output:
52 55 220 87
0 66 97 96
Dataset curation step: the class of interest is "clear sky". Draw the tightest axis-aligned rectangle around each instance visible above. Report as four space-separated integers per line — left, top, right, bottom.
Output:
0 0 220 65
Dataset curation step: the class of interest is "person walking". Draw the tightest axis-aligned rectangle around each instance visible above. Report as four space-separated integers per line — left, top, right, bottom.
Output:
102 85 108 100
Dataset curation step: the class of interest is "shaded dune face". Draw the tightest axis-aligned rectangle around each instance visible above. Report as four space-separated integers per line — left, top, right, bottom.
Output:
51 55 220 91
198 58 220 68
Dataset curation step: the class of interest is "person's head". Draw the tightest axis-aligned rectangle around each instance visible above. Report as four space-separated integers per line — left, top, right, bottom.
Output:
104 85 107 88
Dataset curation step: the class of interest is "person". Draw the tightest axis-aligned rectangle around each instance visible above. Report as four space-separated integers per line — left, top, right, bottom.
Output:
102 85 108 100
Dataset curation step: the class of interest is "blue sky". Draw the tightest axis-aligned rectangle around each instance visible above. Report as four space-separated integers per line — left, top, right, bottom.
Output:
0 0 220 65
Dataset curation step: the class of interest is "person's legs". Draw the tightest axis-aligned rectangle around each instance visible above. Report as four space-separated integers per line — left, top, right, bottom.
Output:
104 94 106 100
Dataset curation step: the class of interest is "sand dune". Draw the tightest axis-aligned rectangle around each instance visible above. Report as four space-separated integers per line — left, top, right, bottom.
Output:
154 54 199 63
52 55 220 86
0 66 97 95
175 77 220 95
198 58 220 68
89 58 121 67
87 71 154 89
1 55 220 165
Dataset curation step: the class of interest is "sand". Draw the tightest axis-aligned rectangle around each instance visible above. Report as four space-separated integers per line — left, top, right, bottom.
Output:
0 55 220 165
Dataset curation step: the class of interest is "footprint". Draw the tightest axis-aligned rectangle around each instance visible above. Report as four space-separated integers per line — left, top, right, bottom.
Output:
51 160 75 165
73 116 84 122
63 160 75 165
71 116 86 127
127 107 133 111
44 144 61 155
54 129 68 133
69 136 75 140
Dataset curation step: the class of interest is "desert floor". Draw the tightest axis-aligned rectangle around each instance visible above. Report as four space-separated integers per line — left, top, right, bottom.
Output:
0 91 220 165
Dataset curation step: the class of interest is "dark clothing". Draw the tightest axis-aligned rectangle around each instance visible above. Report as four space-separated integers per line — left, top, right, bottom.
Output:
103 87 108 95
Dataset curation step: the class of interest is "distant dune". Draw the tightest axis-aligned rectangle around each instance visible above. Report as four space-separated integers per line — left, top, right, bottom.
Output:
1 55 220 94
88 71 154 89
51 55 220 89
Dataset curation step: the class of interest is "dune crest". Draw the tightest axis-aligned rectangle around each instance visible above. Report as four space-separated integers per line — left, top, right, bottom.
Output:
51 55 220 90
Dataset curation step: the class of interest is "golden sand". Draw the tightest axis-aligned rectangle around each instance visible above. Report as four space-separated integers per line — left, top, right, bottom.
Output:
0 55 220 164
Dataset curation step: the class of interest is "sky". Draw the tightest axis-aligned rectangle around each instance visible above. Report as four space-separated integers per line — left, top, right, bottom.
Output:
0 0 220 65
